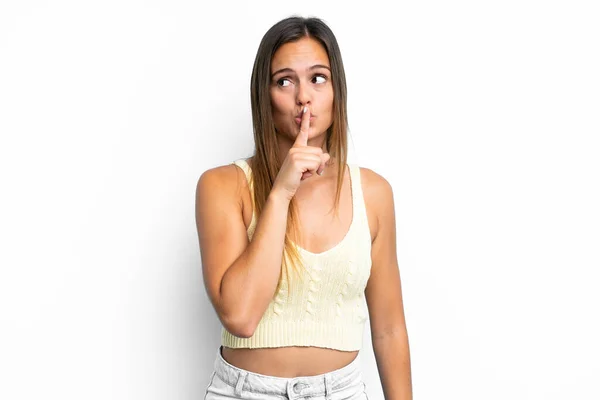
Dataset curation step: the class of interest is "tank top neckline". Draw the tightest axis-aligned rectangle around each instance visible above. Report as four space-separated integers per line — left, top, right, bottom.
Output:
291 163 356 257
233 158 358 258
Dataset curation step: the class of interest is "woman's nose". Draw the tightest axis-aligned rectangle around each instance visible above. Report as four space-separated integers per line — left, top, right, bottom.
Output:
295 82 311 105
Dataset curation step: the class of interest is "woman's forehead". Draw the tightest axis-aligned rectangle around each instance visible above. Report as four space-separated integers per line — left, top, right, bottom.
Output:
271 37 330 72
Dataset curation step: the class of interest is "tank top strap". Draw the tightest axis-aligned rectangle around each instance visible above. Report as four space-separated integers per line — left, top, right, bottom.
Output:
232 158 257 238
232 158 254 193
348 163 369 232
232 159 252 185
347 164 362 208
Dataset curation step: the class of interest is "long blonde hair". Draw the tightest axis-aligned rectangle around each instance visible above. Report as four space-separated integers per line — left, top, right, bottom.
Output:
249 16 349 298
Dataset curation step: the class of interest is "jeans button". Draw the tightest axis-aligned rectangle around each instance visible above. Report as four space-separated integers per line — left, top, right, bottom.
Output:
293 383 300 393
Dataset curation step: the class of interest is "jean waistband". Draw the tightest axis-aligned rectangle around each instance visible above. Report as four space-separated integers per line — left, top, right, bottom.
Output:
213 346 363 399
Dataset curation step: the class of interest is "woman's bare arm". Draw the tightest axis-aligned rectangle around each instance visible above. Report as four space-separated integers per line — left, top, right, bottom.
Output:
195 164 290 338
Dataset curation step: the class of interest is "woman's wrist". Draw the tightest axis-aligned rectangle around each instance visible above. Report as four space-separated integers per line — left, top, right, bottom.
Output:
267 187 292 207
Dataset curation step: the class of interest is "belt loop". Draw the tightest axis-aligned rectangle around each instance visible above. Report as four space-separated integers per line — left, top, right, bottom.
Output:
234 370 248 397
324 373 333 400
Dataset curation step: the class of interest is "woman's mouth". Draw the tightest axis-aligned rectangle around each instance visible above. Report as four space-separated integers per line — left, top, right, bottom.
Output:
295 116 316 124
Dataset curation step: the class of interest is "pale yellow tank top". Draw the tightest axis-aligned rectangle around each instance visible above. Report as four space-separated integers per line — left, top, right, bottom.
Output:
221 158 372 351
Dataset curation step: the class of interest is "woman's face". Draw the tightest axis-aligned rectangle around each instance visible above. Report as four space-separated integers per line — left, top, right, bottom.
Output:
269 36 334 142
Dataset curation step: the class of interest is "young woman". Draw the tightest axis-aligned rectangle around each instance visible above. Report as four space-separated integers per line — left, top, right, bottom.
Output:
196 16 412 400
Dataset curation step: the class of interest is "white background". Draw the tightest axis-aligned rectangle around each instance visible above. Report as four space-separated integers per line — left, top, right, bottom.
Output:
1 1 599 399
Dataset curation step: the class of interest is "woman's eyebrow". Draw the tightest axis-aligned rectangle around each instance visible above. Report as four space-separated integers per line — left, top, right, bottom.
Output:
271 64 331 78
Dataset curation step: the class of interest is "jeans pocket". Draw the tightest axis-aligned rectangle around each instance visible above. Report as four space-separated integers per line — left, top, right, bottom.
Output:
204 371 217 400
206 373 246 400
204 371 216 400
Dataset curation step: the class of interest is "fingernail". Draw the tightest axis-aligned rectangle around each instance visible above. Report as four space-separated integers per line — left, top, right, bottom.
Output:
317 169 323 176
303 106 308 114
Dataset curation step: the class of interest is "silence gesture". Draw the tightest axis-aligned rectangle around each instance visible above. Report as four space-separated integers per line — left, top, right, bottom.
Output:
271 106 331 201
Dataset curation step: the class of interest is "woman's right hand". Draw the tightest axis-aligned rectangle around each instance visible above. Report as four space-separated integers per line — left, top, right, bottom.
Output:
272 106 331 201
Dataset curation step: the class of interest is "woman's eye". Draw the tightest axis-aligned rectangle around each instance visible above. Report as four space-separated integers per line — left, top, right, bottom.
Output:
313 75 327 84
277 78 291 87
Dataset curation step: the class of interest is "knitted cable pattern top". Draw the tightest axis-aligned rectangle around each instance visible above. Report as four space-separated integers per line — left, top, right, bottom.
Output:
221 158 372 351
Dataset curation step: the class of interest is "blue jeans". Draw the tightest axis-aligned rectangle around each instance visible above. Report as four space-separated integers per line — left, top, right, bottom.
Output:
204 346 369 399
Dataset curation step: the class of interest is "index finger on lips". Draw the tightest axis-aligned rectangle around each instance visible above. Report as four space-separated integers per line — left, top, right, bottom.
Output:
293 106 310 148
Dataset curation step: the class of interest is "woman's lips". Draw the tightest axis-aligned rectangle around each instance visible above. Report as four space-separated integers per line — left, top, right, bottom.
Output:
295 116 316 124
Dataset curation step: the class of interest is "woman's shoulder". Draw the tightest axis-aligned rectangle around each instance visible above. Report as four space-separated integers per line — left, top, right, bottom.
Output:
356 165 393 198
196 160 251 199
353 165 395 241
